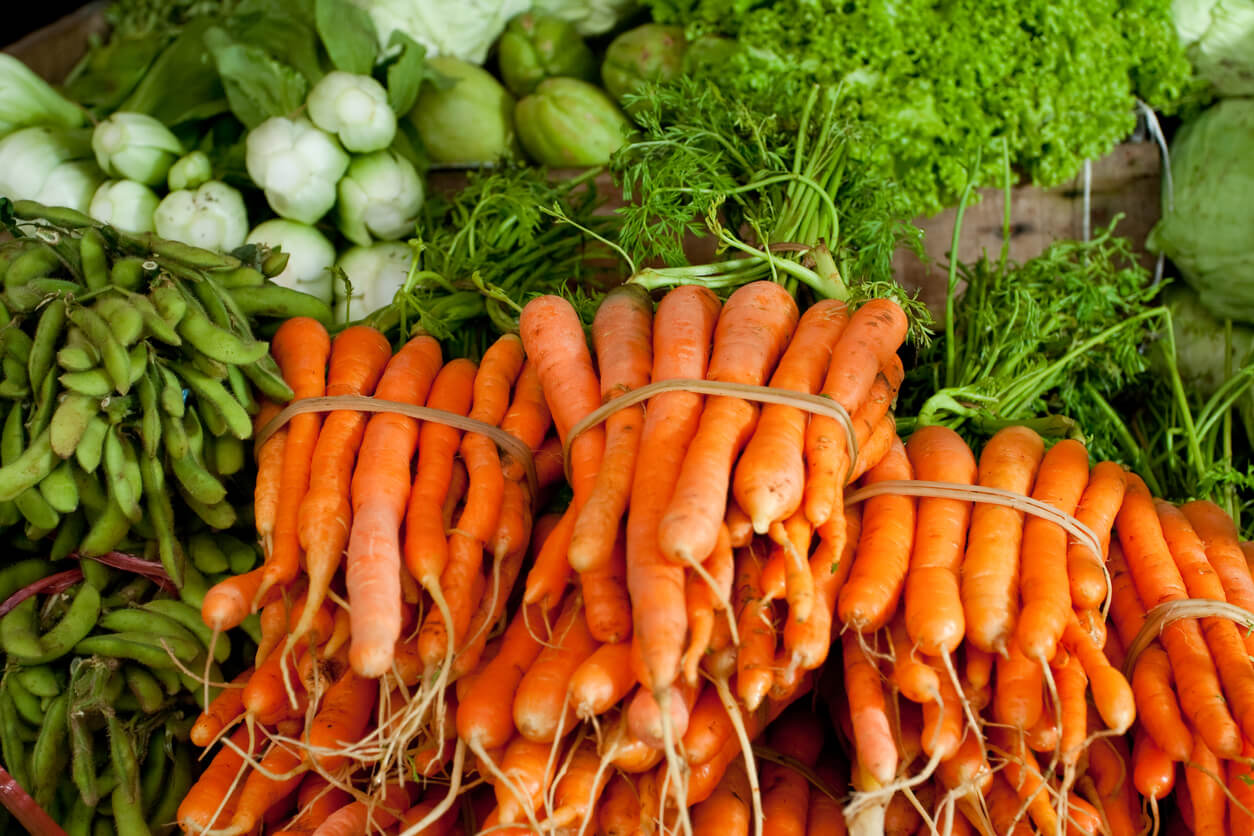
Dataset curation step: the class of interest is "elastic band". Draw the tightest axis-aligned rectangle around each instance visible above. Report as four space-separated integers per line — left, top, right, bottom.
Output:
1122 598 1254 679
562 378 859 482
255 395 539 505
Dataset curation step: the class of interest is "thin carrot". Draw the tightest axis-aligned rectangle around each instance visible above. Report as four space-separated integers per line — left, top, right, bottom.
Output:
253 400 286 553
903 425 976 656
761 711 824 836
1116 474 1242 758
804 298 909 526
1185 733 1227 835
1229 739 1254 836
177 725 259 832
499 360 553 481
310 781 410 835
692 758 751 836
569 285 654 573
306 669 378 773
190 667 252 747
660 280 800 566
1083 734 1140 836
1182 499 1254 656
1016 438 1090 663
395 797 461 836
228 739 307 834
889 614 939 704
627 285 722 692
258 317 332 604
682 524 734 686
845 412 897 485
494 736 556 825
458 334 525 544
513 594 599 742
734 298 849 533
993 726 1057 836
921 655 963 760
993 637 1043 731
841 629 896 785
1061 612 1134 734
838 436 915 632
600 772 642 836
582 530 632 643
735 544 777 712
1067 461 1126 611
1052 648 1088 768
570 641 635 719
783 507 862 675
546 736 610 829
961 425 1045 654
277 774 352 834
806 760 849 836
417 531 486 666
345 335 443 677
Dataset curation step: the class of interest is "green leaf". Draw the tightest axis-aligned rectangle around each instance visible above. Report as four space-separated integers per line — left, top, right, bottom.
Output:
385 31 427 115
204 27 310 129
62 34 168 115
227 0 326 85
315 0 379 74
117 18 230 126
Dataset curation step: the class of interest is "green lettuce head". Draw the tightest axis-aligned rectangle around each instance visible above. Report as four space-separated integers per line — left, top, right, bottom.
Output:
1172 0 1254 96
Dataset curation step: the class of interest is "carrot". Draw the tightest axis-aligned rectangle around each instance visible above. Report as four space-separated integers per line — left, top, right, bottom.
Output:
494 736 556 826
838 436 915 632
253 400 287 553
806 760 849 836
568 285 654 574
903 426 976 656
519 295 606 505
804 299 908 525
458 334 525 545
960 426 1046 653
1157 499 1254 744
190 667 252 747
986 774 1034 836
202 567 279 633
1051 648 1088 768
449 529 531 683
935 726 993 799
257 317 332 602
842 629 896 785
570 641 635 719
1061 612 1134 734
992 637 1044 731
344 335 442 677
306 669 377 773
726 499 754 548
692 758 752 836
660 281 799 566
920 656 963 760
395 797 460 836
1016 438 1090 662
600 772 642 836
627 285 722 692
783 505 862 675
417 527 486 668
1067 461 1125 611
734 299 849 533
888 614 939 703
884 790 922 836
310 782 410 836
1229 739 1254 836
276 774 352 834
1185 733 1227 835
1083 734 1140 836
545 736 610 829
1116 474 1242 758
761 711 824 836
1182 499 1254 656
683 524 734 685
404 358 477 589
228 738 307 834
993 726 1057 836
962 645 993 712
178 725 258 832
513 593 599 742
604 704 666 774
499 360 553 481
289 326 391 642
522 504 576 611
627 679 695 750
735 544 777 712
582 530 632 643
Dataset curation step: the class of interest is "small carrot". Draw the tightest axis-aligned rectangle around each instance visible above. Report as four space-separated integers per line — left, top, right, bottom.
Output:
903 425 976 656
494 736 556 826
626 679 695 751
582 531 632 643
1052 648 1088 768
692 758 751 836
806 760 849 836
1131 645 1193 762
459 334 525 544
993 727 1057 836
310 781 411 835
1229 739 1254 836
177 725 258 832
253 400 286 553
734 298 849 533
1015 438 1090 663
682 524 734 686
306 669 378 773
202 567 280 633
761 711 824 836
190 667 252 747
1084 734 1141 836
1185 733 1227 835
993 638 1043 731
513 593 599 742
1061 612 1134 734
417 529 486 667
838 436 915 632
1182 499 1254 656
570 284 654 573
546 736 611 829
842 629 896 785
735 544 777 712
660 281 799 567
499 360 553 482
277 774 351 834
345 335 443 677
921 656 963 760
570 641 635 719
1067 461 1126 611
961 425 1045 654
783 506 862 675
228 739 307 834
600 773 642 836
726 499 754 548
804 298 909 526
889 614 939 704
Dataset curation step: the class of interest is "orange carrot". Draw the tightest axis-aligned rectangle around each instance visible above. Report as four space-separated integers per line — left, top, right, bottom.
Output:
993 637 1043 731
994 727 1057 836
177 725 258 832
253 400 286 553
190 667 252 747
734 298 849 533
904 426 975 656
345 335 443 677
726 499 754 548
1084 734 1140 836
692 758 751 836
660 280 799 565
683 524 734 685
310 781 410 835
1132 728 1175 802
404 358 477 587
600 773 642 836
735 544 777 712
306 669 378 773
1052 648 1088 768
228 739 307 834
842 629 896 785
459 334 525 544
761 711 824 836
784 506 862 674
1116 474 1241 758
499 361 553 482
1067 461 1126 611
546 737 610 829
395 797 460 836
804 298 909 526
1185 733 1227 835
513 593 599 742
1182 499 1254 656
582 530 632 644
258 317 331 603
494 736 556 825
1061 612 1134 734
986 774 1034 836
921 655 963 760
1016 438 1090 663
806 760 849 836
1229 739 1254 836
570 641 635 719
569 285 654 573
627 285 722 692
276 774 351 834
961 425 1045 654
838 436 915 632
889 614 939 704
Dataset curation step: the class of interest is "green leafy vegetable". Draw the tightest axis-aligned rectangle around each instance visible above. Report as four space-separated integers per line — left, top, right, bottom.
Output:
315 0 380 74
383 32 428 115
204 28 310 129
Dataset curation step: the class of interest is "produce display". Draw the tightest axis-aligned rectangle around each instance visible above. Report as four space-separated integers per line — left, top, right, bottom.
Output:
2 0 1254 835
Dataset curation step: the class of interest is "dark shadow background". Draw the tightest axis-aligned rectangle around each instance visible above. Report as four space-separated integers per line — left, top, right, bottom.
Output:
11 2 92 43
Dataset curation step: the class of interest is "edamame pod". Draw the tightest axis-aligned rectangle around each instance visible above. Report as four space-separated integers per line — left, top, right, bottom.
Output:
103 426 141 522
139 727 166 815
230 283 335 326
0 427 57 502
157 364 185 417
136 369 161 459
109 256 148 291
11 200 94 227
241 354 294 402
4 244 61 287
57 344 98 372
79 499 131 556
125 667 167 715
64 795 96 836
141 599 231 664
186 345 229 381
75 415 108 472
28 370 57 435
0 582 101 664
148 739 191 832
226 539 258 575
68 306 130 394
92 295 143 347
159 409 188 460
176 485 236 530
149 281 185 326
0 685 31 791
2 326 32 363
28 296 67 387
50 510 85 561
30 691 69 810
73 631 200 668
139 449 181 586
14 667 60 701
195 395 229 436
128 292 181 346
209 433 245 477
15 487 59 530
79 227 109 291
106 715 150 836
172 454 227 505
0 558 53 604
99 609 201 652
226 364 256 415
5 671 45 725
171 362 252 439
4 279 81 313
37 459 78 513
133 233 238 270
187 533 228 574
51 391 101 458
214 264 266 288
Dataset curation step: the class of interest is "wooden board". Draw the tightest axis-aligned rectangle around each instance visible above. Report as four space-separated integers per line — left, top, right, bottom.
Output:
3 2 109 84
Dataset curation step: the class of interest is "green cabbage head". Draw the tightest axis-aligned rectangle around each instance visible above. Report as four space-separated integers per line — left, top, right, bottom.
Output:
1148 97 1254 322
1173 0 1254 96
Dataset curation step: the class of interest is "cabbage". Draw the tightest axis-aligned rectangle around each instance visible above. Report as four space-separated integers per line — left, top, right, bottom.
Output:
528 0 638 35
1148 97 1254 322
1172 0 1254 96
351 0 529 64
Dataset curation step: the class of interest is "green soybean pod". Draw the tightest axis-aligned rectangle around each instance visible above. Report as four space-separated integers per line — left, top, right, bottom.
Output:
0 685 31 791
0 558 52 603
28 370 58 436
140 233 238 270
78 499 131 557
39 459 79 514
72 632 200 668
106 716 147 836
98 576 150 611
173 362 251 440
30 691 69 810
50 509 86 561
177 487 236 530
98 609 201 651
5 583 101 665
4 243 61 287
158 410 189 460
0 426 58 503
226 363 257 415
11 201 94 228
241 354 295 403
188 533 229 574
210 433 245 477
2 326 33 364
64 795 96 836
214 264 266 288
16 485 59 530
109 256 148 291
4 279 80 314
138 450 181 587
141 599 229 664
195 394 230 437
138 726 167 815
0 358 30 400
227 540 259 575
60 368 111 397
56 345 98 372
75 417 108 476
177 562 208 611
28 296 67 388
14 665 61 698
78 227 109 291
136 369 162 459
5 670 46 725
67 306 130 395
92 296 144 347
149 281 186 325
125 667 167 716
156 365 185 418
102 426 141 522
229 282 335 326
51 391 101 459
171 455 227 506
147 740 191 831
